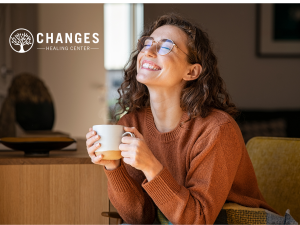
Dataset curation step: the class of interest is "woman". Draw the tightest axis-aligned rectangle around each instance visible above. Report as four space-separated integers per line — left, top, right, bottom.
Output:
86 14 279 224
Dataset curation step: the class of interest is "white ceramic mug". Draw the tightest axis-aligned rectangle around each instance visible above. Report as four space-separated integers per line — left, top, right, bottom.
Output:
92 125 135 160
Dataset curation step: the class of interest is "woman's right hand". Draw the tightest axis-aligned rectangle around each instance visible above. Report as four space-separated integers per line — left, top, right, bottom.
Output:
86 128 121 170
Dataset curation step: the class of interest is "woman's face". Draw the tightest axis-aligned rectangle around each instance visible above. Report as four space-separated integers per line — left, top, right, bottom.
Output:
136 25 192 88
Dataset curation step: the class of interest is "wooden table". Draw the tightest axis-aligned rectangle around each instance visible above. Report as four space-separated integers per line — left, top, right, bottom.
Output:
0 139 109 224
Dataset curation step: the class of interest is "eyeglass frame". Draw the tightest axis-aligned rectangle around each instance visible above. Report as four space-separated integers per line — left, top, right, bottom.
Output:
137 36 193 62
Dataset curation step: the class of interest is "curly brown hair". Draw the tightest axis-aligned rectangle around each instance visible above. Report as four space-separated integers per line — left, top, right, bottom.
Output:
113 13 239 125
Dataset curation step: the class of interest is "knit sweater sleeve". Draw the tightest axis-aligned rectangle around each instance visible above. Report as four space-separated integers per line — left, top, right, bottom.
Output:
142 122 243 224
103 114 156 224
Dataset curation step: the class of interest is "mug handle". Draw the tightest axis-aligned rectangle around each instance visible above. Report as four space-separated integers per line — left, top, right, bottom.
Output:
122 132 135 138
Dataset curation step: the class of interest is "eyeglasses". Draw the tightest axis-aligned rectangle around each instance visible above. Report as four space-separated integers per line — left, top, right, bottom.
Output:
138 36 191 60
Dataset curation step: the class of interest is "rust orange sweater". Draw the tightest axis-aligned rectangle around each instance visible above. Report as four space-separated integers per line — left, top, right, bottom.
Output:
104 107 279 224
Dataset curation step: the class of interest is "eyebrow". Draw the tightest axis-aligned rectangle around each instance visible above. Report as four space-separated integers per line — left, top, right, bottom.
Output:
150 36 181 48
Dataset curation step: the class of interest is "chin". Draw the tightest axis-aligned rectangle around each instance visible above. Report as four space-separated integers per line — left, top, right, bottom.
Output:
136 67 163 84
136 72 148 84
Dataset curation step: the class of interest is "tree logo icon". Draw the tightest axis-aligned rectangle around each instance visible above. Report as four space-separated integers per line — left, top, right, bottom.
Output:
9 28 34 53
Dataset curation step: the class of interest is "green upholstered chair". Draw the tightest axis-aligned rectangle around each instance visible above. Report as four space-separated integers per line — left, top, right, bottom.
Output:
246 136 300 222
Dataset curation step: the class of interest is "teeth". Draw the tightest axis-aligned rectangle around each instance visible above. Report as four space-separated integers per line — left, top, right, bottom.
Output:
142 63 160 70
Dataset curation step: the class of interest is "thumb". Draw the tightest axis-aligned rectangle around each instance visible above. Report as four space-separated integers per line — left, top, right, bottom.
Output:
124 127 144 140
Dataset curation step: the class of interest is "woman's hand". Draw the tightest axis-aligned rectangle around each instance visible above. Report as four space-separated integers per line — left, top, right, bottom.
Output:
86 128 121 170
120 127 163 181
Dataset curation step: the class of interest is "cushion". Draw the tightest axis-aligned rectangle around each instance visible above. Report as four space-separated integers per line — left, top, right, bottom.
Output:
157 203 298 224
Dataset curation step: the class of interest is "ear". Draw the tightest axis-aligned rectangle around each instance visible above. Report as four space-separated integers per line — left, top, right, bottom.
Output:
183 63 202 81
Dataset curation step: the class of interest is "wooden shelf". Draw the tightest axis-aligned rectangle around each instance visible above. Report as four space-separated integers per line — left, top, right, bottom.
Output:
0 139 109 224
0 139 92 165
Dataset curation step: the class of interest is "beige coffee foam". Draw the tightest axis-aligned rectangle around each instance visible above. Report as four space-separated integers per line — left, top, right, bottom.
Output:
95 150 122 160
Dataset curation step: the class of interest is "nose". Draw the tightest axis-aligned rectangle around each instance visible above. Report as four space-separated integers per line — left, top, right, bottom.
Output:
143 43 157 58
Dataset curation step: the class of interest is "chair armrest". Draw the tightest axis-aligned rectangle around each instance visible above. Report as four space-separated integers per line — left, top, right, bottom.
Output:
101 212 123 224
101 212 122 219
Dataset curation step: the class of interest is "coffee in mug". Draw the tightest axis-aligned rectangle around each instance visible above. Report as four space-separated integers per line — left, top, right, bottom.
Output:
92 125 135 160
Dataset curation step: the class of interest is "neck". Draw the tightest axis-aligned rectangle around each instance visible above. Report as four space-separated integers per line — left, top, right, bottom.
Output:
149 96 184 133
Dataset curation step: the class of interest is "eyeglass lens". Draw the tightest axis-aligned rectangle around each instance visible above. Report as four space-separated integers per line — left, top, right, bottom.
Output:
141 38 174 55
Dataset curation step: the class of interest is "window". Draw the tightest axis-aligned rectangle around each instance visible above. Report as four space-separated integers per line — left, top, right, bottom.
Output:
104 3 143 123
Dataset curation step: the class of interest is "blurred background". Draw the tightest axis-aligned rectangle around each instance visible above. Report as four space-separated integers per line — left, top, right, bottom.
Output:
0 3 299 141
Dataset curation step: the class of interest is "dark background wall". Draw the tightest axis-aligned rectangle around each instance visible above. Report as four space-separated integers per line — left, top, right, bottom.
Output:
0 4 38 76
144 4 300 110
0 4 38 110
0 4 106 138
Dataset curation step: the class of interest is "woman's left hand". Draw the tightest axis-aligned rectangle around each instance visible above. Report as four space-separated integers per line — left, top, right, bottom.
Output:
119 127 163 181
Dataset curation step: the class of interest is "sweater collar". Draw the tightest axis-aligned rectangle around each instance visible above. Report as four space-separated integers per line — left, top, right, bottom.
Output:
145 107 189 142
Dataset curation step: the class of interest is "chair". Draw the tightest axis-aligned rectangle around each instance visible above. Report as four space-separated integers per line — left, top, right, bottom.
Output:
101 210 123 225
246 136 300 222
102 136 300 224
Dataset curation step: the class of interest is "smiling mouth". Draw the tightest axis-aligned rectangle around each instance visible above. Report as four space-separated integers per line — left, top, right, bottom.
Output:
141 63 161 71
